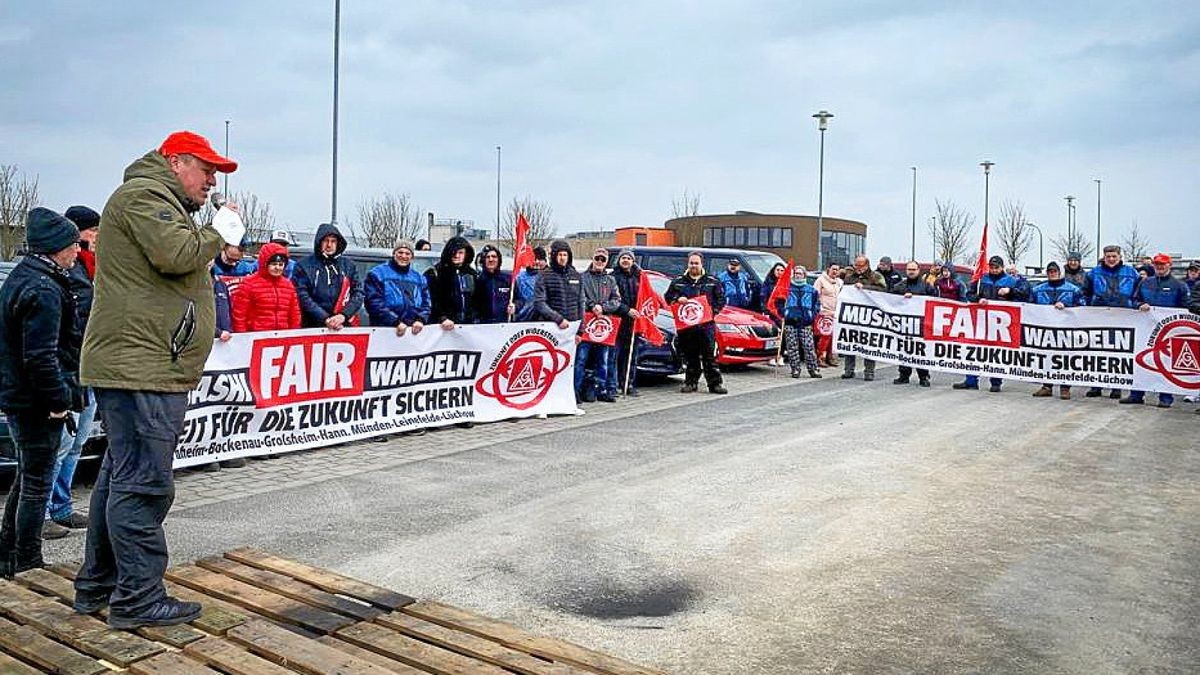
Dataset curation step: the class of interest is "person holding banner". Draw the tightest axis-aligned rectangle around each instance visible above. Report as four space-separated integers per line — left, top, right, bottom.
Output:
891 261 938 387
513 246 547 321
231 243 302 333
665 252 727 394
607 249 646 397
934 265 967 302
365 240 430 335
473 245 515 324
841 256 888 381
781 265 822 379
1122 253 1191 408
294 223 363 330
1063 252 1088 289
813 262 843 368
1083 245 1139 399
426 236 478 329
954 255 1021 392
1029 262 1085 399
76 130 238 629
576 248 622 403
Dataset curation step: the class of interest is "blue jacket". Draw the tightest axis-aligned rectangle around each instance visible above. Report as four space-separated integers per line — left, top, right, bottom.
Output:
969 272 1023 302
1134 274 1190 308
293 223 364 327
717 270 752 309
514 268 540 321
365 260 431 326
782 281 820 327
213 277 232 336
1030 279 1085 307
473 268 513 324
211 255 257 278
1085 263 1139 308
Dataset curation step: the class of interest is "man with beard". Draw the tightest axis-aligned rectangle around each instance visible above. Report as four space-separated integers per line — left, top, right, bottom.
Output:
891 261 938 387
841 255 888 381
664 252 727 394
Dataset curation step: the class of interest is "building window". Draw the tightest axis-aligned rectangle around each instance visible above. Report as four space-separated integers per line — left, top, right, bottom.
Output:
782 228 792 247
821 231 865 266
636 233 647 246
746 228 758 247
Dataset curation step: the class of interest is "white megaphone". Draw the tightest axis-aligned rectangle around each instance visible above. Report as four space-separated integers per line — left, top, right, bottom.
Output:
209 192 246 246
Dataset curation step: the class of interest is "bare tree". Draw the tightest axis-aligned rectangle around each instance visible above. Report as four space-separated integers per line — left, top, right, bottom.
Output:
671 188 701 218
1119 220 1152 261
0 165 40 260
497 195 555 249
928 199 974 266
1051 230 1096 265
192 190 277 247
994 199 1034 267
346 192 423 248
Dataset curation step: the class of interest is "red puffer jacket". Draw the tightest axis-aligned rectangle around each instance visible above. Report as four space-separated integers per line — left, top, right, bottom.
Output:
232 243 301 332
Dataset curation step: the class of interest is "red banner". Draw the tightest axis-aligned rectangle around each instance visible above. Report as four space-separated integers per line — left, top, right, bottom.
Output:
511 212 535 274
634 270 667 346
582 313 622 345
671 295 714 330
971 224 989 285
765 258 794 320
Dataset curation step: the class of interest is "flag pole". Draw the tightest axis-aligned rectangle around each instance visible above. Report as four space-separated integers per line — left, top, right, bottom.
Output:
623 329 637 394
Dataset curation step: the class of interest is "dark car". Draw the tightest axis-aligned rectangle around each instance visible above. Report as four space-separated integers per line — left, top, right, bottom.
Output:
287 246 440 326
613 246 786 312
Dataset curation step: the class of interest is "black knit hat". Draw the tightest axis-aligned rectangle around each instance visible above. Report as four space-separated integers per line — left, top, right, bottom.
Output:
25 207 80 254
1045 261 1061 272
64 205 100 231
989 255 1005 267
532 245 547 261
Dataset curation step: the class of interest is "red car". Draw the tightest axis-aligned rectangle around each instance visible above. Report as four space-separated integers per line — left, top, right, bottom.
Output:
645 272 781 366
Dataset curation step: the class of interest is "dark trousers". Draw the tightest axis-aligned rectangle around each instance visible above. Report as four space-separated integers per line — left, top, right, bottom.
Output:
75 389 187 617
897 366 930 381
678 324 722 389
608 332 641 394
0 413 65 575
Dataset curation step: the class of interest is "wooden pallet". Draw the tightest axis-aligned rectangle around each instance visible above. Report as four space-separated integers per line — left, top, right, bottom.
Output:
0 547 665 675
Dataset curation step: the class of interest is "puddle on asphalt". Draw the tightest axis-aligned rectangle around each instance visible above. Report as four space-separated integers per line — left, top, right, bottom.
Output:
546 577 701 620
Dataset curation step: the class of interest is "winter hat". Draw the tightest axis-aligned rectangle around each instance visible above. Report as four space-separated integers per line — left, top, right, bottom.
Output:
1189 261 1200 271
393 239 415 254
532 245 547 261
267 252 288 264
988 255 1005 267
1067 251 1081 261
616 248 635 262
25 207 80 254
933 260 945 267
879 256 893 265
64 205 100 231
1045 261 1061 272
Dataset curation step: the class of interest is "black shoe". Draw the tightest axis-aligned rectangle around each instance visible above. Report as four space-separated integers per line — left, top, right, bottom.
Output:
952 382 977 390
199 462 220 472
456 422 475 429
1118 397 1144 405
918 378 930 388
107 597 202 630
598 393 616 403
863 373 875 382
407 428 428 436
1084 389 1102 398
625 389 640 398
74 592 110 615
219 458 247 469
708 385 728 395
1108 390 1122 399
581 391 596 403
989 384 1002 393
42 521 71 540
791 370 802 379
809 370 822 379
840 373 855 380
53 512 89 529
1157 401 1172 409
680 383 698 393
892 377 910 385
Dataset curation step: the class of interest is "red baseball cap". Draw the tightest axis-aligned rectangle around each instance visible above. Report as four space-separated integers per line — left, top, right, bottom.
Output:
158 131 238 173
1151 253 1171 265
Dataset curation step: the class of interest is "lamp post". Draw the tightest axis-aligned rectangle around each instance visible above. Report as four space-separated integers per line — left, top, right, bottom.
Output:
223 120 230 195
1093 179 1102 250
1064 195 1075 243
1026 222 1044 271
980 159 994 235
330 0 341 225
812 110 833 269
496 145 502 237
910 166 917 261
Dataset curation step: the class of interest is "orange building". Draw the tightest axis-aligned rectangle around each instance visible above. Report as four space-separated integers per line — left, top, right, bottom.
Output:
615 227 676 247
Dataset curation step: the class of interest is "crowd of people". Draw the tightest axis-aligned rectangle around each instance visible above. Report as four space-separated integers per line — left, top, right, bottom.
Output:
0 129 1197 632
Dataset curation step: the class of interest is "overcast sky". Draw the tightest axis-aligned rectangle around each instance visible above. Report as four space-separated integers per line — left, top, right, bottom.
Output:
2 1 1197 264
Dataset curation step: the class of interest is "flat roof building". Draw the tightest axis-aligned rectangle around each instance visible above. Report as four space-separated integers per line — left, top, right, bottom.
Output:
664 211 867 269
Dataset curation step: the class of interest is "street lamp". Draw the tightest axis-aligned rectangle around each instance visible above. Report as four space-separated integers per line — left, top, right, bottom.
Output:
223 120 230 195
1064 195 1075 242
1026 222 1044 271
496 146 502 237
1093 179 1102 250
980 159 994 238
910 166 917 261
812 109 833 269
330 0 341 225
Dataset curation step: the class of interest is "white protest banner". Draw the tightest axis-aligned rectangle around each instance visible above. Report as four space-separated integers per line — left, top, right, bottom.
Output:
176 322 579 468
833 287 1200 395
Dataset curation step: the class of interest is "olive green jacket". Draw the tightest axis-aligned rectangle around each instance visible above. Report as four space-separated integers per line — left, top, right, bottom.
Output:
80 151 224 392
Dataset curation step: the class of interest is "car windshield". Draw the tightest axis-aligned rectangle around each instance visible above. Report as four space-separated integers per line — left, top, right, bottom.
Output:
650 276 671 296
741 252 785 282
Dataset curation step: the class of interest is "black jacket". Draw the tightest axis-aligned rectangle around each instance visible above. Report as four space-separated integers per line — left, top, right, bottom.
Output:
293 223 364 327
425 236 478 324
891 277 939 297
66 259 94 336
664 271 726 329
877 267 903 290
610 263 642 339
533 239 585 324
0 255 82 415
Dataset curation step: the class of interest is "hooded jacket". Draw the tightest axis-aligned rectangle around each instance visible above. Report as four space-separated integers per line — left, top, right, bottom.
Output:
934 274 967 302
533 239 585 324
1030 278 1085 307
783 278 820 327
81 150 224 392
813 272 843 316
969 271 1022 302
472 245 513 324
365 256 431 326
0 254 82 415
514 267 541 321
232 243 302 332
293 223 364 327
581 264 622 316
1084 262 1138 308
1134 273 1190 308
425 236 478 324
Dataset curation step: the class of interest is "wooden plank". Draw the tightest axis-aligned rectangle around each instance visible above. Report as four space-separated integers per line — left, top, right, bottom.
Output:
127 651 220 675
0 616 107 675
183 637 298 675
0 580 163 668
335 621 509 675
196 556 383 621
13 569 205 648
404 601 666 675
0 649 42 675
315 636 429 675
376 612 588 675
224 548 413 610
167 565 351 636
227 619 393 675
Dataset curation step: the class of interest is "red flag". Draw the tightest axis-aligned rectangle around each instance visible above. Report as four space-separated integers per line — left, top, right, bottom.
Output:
633 270 666 346
765 258 794 320
970 223 989 285
511 212 535 274
581 313 622 345
671 295 714 330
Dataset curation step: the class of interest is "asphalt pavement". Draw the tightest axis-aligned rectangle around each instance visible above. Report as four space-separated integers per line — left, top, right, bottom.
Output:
43 365 1200 674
